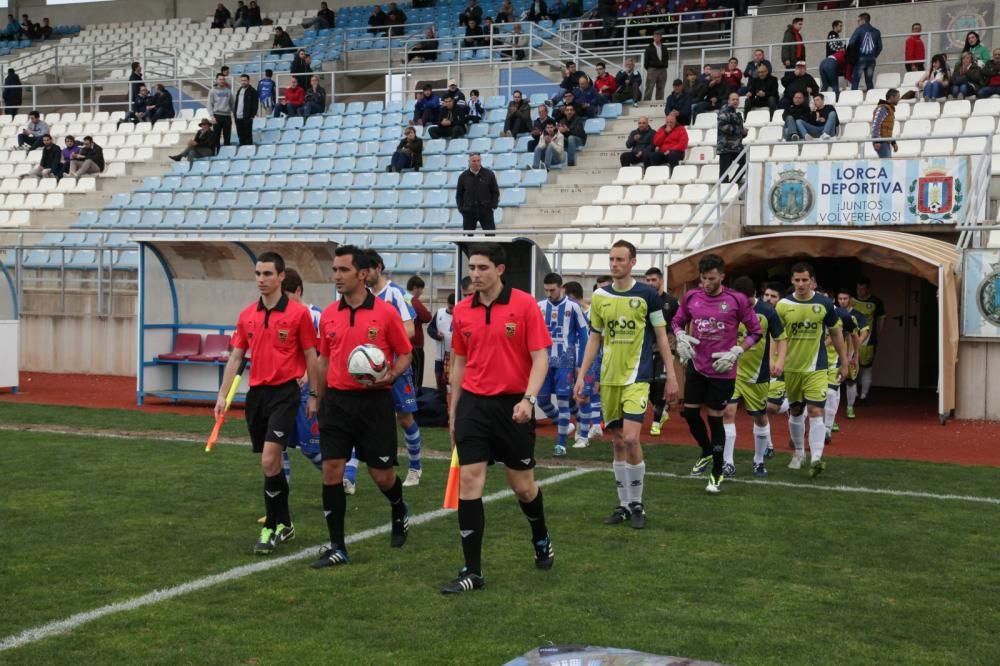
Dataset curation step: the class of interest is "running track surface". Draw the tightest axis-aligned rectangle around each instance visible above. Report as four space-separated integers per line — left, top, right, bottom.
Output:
2 372 998 467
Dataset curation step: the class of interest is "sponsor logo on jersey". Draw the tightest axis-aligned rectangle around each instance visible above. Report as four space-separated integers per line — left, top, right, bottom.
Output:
505 322 517 337
368 327 378 340
278 328 289 342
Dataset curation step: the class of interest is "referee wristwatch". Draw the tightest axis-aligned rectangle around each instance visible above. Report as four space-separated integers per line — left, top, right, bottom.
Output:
522 394 537 406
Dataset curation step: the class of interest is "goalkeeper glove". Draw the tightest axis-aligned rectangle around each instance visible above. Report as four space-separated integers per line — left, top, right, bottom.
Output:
675 332 700 363
711 346 744 373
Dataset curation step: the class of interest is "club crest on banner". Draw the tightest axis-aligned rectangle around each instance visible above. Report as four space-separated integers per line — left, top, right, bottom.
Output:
908 163 963 222
768 169 815 223
976 262 1000 327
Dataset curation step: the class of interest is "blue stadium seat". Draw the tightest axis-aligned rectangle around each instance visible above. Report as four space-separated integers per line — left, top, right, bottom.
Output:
256 144 277 159
492 137 516 153
493 153 517 170
323 114 343 128
424 208 450 227
258 190 282 208
304 114 325 128
189 161 210 175
142 210 164 227
514 135 532 152
217 145 237 158
469 137 491 153
202 175 223 191
599 104 621 118
106 193 131 209
480 154 494 169
377 140 396 156
229 209 253 228
301 129 320 143
584 118 606 134
192 191 216 208
499 188 526 206
296 142 318 157
352 172 377 189
301 209 324 228
521 169 548 187
380 253 399 272
445 154 467 171
331 173 354 189
137 176 162 192
236 145 256 158
207 209 230 227
309 173 332 189
274 209 300 228
289 158 312 174
381 112 403 127
317 141 339 157
423 189 449 207
163 210 185 228
356 156 378 172
346 209 373 228
397 253 426 273
485 108 506 123
236 191 259 207
337 141 359 157
423 139 446 155
422 171 447 188
485 95 506 110
286 116 305 129
186 210 208 227
360 127 381 142
342 114 363 128
304 190 327 207
348 191 374 208
120 210 142 227
365 101 385 114
211 191 238 209
75 210 99 227
358 141 380 156
400 172 423 189
221 175 244 190
487 122 503 138
422 155 446 171
325 209 348 227
445 138 470 155
466 123 488 139
398 189 423 207
286 174 309 191
432 254 454 272
374 173 400 189
319 129 340 144
385 100 404 113
446 171 461 188
313 157 335 172
251 210 275 229
346 102 365 115
399 209 424 228
335 157 356 172
244 174 265 191
497 170 521 187
248 159 271 175
374 190 399 207
373 209 398 227
529 93 548 106
280 129 301 143
516 153 534 169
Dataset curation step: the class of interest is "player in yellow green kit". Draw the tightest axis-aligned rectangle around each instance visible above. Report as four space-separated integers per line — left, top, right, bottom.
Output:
721 277 787 478
838 288 870 420
851 276 886 408
575 240 679 528
775 263 848 477
761 282 789 457
819 287 861 443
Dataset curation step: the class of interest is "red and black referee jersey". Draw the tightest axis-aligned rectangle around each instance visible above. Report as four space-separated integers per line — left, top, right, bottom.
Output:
319 291 413 391
231 294 317 386
451 282 551 396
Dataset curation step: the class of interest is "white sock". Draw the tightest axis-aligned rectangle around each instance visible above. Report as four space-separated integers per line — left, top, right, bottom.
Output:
808 416 826 462
788 412 806 452
723 423 736 465
779 398 790 414
859 367 873 399
625 461 646 505
846 382 858 408
753 423 770 463
824 388 840 429
613 460 629 507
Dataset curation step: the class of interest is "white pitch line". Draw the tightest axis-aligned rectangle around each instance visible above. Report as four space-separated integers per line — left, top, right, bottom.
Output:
644 470 1000 505
0 467 595 654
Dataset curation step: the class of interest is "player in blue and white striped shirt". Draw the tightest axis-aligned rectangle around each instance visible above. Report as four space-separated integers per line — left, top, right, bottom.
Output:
538 273 589 457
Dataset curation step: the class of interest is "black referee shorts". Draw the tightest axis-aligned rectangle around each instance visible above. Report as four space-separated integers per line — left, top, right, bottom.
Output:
319 388 398 469
244 380 300 453
684 364 734 412
454 392 535 470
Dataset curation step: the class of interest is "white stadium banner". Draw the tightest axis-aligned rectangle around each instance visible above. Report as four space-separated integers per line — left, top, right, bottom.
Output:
961 249 1000 339
746 157 984 227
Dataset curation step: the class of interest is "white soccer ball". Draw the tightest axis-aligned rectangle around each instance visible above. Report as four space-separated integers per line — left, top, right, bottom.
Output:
347 344 389 386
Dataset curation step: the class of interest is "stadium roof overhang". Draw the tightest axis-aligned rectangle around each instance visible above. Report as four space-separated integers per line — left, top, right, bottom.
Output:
666 231 961 420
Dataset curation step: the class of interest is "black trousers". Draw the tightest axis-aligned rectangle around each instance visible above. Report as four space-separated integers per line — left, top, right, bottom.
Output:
412 348 425 390
213 113 232 150
235 117 254 146
461 207 495 233
719 151 745 183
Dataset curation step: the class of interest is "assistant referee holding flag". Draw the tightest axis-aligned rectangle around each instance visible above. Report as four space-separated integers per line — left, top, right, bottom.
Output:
442 243 554 594
311 245 414 569
218 251 321 554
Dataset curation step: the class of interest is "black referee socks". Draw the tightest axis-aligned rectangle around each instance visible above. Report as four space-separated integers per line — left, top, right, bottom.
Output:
322 483 347 551
381 476 405 519
263 473 287 530
519 487 548 543
458 498 485 576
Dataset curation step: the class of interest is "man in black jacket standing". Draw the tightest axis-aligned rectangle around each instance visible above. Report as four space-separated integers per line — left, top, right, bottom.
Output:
233 74 259 146
455 153 499 234
643 31 669 102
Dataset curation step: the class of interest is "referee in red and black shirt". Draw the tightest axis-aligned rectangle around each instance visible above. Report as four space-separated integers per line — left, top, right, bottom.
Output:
219 251 320 555
310 245 414 569
441 243 553 594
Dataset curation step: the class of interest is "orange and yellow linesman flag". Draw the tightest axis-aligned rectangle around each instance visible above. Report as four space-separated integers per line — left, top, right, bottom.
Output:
205 357 247 453
443 446 460 510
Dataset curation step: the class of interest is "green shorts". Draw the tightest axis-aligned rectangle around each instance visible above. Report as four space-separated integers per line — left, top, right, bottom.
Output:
767 378 786 405
730 379 768 415
602 382 649 430
785 370 828 407
859 344 876 368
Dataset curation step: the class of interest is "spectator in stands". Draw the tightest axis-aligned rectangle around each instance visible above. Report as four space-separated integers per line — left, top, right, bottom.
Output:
614 58 642 103
61 136 80 174
552 91 580 122
526 0 550 23
496 0 516 24
387 3 407 37
594 62 618 103
691 68 730 117
917 54 949 100
819 50 846 96
796 93 838 140
233 1 251 29
233 74 258 146
408 27 438 62
455 152 500 232
663 79 690 126
463 18 485 48
117 84 150 129
717 92 747 182
149 84 175 125
904 24 925 72
271 27 295 54
557 104 586 166
826 20 846 57
208 73 233 151
619 115 654 168
127 62 145 106
429 95 467 139
963 32 990 67
406 276 432 390
389 126 423 172
847 12 882 91
532 122 564 170
651 113 688 169
466 89 484 123
39 18 52 41
28 135 62 179
220 65 231 79
501 23 529 61
781 17 805 73
743 49 772 83
412 84 439 125
2 15 17 38
302 75 327 117
274 77 305 117
977 49 1000 98
368 5 389 35
171 119 215 162
552 61 582 104
684 69 705 104
951 53 982 99
573 76 602 118
292 52 313 89
257 69 276 116
458 0 483 27
527 103 556 151
782 91 810 141
871 89 898 159
643 31 668 102
722 58 742 91
308 2 336 30
17 111 48 152
780 61 818 108
18 14 30 39
443 79 466 104
68 136 104 177
212 3 232 29
3 67 22 118
503 89 531 137
746 64 778 117
247 1 263 27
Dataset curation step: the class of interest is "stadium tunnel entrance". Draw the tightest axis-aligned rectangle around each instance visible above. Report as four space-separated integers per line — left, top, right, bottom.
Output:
666 231 960 424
